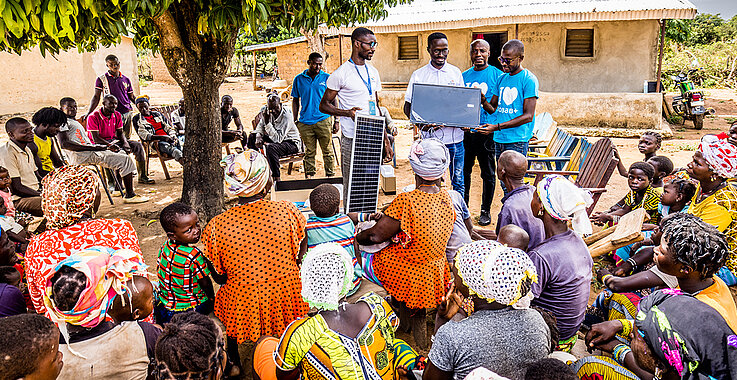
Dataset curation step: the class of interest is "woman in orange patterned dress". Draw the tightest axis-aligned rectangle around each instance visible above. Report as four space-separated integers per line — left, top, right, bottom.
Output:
202 150 308 377
357 138 455 314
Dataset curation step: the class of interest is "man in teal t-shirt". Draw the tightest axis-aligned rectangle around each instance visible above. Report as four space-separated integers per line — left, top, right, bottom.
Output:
469 39 539 194
462 39 503 225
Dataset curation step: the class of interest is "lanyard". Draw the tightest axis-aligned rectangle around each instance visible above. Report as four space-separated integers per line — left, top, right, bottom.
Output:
349 58 372 95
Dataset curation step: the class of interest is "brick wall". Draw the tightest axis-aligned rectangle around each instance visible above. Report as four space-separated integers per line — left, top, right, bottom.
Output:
276 36 351 84
150 53 177 84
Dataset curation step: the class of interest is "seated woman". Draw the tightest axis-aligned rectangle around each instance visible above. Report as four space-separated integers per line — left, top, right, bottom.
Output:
26 165 144 314
154 311 227 380
572 290 737 379
426 240 551 380
202 150 308 377
356 138 455 347
252 243 417 380
528 175 594 352
685 134 737 285
586 213 737 346
43 247 160 379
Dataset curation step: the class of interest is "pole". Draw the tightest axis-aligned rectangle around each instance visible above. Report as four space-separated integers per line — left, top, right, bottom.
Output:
515 24 519 39
339 34 344 63
656 19 666 93
252 51 257 91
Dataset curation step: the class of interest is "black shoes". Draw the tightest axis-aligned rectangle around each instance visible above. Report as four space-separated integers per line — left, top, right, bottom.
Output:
479 210 492 226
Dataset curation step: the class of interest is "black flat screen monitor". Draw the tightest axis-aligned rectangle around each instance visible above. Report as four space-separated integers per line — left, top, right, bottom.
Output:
409 83 481 128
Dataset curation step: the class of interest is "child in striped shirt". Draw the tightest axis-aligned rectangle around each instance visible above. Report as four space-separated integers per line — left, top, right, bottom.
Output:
302 184 380 295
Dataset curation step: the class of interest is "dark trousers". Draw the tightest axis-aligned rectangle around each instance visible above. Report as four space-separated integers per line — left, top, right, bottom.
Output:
246 133 299 179
463 132 495 213
113 140 146 163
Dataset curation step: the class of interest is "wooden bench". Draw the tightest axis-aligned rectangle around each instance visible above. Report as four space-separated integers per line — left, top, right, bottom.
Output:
528 137 619 215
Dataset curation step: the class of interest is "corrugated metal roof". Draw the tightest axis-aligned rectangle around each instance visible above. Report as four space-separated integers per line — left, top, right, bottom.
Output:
319 0 696 34
243 36 307 52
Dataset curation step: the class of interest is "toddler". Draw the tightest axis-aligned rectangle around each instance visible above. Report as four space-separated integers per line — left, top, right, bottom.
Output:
303 184 366 294
155 202 215 324
497 224 530 251
0 314 63 379
0 266 26 317
108 275 155 324
646 155 674 189
592 162 661 226
0 198 29 248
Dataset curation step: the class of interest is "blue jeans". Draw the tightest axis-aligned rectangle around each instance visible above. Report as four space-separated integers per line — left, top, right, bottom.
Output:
446 141 465 196
494 141 529 194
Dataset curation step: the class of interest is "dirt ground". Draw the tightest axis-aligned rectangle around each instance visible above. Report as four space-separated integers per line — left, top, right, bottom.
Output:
1 81 736 364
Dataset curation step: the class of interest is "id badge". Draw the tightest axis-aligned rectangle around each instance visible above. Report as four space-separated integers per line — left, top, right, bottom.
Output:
368 100 377 116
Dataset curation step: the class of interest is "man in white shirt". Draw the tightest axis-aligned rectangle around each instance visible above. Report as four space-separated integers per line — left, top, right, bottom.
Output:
403 32 466 197
320 27 382 203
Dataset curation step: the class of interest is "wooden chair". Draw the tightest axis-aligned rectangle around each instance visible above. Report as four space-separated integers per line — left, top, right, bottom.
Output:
530 112 557 144
145 105 180 180
528 137 619 215
527 129 578 171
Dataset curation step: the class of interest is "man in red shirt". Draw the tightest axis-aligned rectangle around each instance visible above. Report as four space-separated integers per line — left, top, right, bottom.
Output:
132 97 183 163
87 95 155 187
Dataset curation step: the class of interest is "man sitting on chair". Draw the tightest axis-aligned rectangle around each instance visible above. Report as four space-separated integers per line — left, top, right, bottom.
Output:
247 94 302 183
132 96 183 164
58 97 149 204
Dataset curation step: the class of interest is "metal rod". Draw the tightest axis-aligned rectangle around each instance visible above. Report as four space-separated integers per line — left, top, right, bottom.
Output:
252 51 257 91
656 19 666 93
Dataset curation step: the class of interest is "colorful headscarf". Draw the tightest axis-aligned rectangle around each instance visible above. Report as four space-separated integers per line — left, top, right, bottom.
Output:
455 240 538 308
635 290 737 379
300 243 355 310
698 134 737 179
536 175 593 235
41 165 99 230
221 150 270 197
408 138 450 180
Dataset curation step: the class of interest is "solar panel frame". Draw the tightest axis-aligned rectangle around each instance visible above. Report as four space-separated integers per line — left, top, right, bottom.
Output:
346 113 386 213
409 83 482 128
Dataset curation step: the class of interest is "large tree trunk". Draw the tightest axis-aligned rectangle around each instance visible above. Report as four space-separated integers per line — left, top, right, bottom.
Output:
152 0 238 222
303 29 327 59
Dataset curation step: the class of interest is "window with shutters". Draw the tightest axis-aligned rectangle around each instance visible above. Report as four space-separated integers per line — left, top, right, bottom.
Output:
565 29 594 57
398 36 420 60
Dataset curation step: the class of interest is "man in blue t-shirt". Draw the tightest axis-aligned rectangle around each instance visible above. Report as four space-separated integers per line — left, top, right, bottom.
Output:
470 39 539 194
291 52 338 178
462 39 503 226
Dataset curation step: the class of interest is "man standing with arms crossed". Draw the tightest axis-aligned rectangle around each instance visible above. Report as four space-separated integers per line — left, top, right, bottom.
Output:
292 52 338 178
472 39 539 194
462 39 503 225
320 27 382 203
403 32 465 196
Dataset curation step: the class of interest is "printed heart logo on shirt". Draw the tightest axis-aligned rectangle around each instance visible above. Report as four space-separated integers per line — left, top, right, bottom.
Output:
502 86 518 105
470 82 488 95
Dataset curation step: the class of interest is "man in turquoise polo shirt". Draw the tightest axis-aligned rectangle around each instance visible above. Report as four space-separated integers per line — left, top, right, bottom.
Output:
291 53 338 178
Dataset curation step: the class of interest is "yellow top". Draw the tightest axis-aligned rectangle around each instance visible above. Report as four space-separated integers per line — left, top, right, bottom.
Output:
687 184 737 272
33 134 54 172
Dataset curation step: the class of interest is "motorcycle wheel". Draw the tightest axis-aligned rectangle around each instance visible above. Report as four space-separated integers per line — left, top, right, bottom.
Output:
693 114 704 130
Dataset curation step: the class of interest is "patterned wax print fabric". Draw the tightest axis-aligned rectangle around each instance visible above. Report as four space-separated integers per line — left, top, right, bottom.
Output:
699 134 737 179
372 189 455 309
569 355 639 380
157 241 211 311
202 199 308 343
305 214 361 294
635 290 737 379
623 185 662 224
687 183 737 277
26 218 142 314
274 292 402 380
41 165 99 230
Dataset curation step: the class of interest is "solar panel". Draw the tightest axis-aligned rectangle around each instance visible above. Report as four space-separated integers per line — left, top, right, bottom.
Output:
409 83 481 128
346 114 385 213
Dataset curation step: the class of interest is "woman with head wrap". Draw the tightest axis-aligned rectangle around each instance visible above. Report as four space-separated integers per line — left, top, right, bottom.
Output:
202 150 308 378
250 243 418 380
43 246 162 380
527 174 593 352
685 134 737 285
25 165 144 314
356 138 455 348
426 240 551 380
571 290 737 380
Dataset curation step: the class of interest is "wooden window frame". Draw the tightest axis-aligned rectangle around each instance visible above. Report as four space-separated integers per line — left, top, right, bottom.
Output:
398 35 420 61
564 28 595 58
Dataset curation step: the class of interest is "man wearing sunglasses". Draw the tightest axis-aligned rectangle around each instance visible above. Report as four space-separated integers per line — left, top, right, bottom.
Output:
403 32 466 197
320 27 383 203
469 39 539 194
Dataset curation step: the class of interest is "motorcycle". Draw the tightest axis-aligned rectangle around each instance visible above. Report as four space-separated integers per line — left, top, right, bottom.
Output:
670 60 709 130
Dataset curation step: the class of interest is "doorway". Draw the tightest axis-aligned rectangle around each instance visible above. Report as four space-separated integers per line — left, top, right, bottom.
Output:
472 32 508 70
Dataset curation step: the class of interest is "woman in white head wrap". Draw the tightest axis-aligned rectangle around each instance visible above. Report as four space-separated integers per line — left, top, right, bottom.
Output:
527 175 593 352
251 243 420 380
201 149 307 377
356 138 456 348
427 240 551 380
